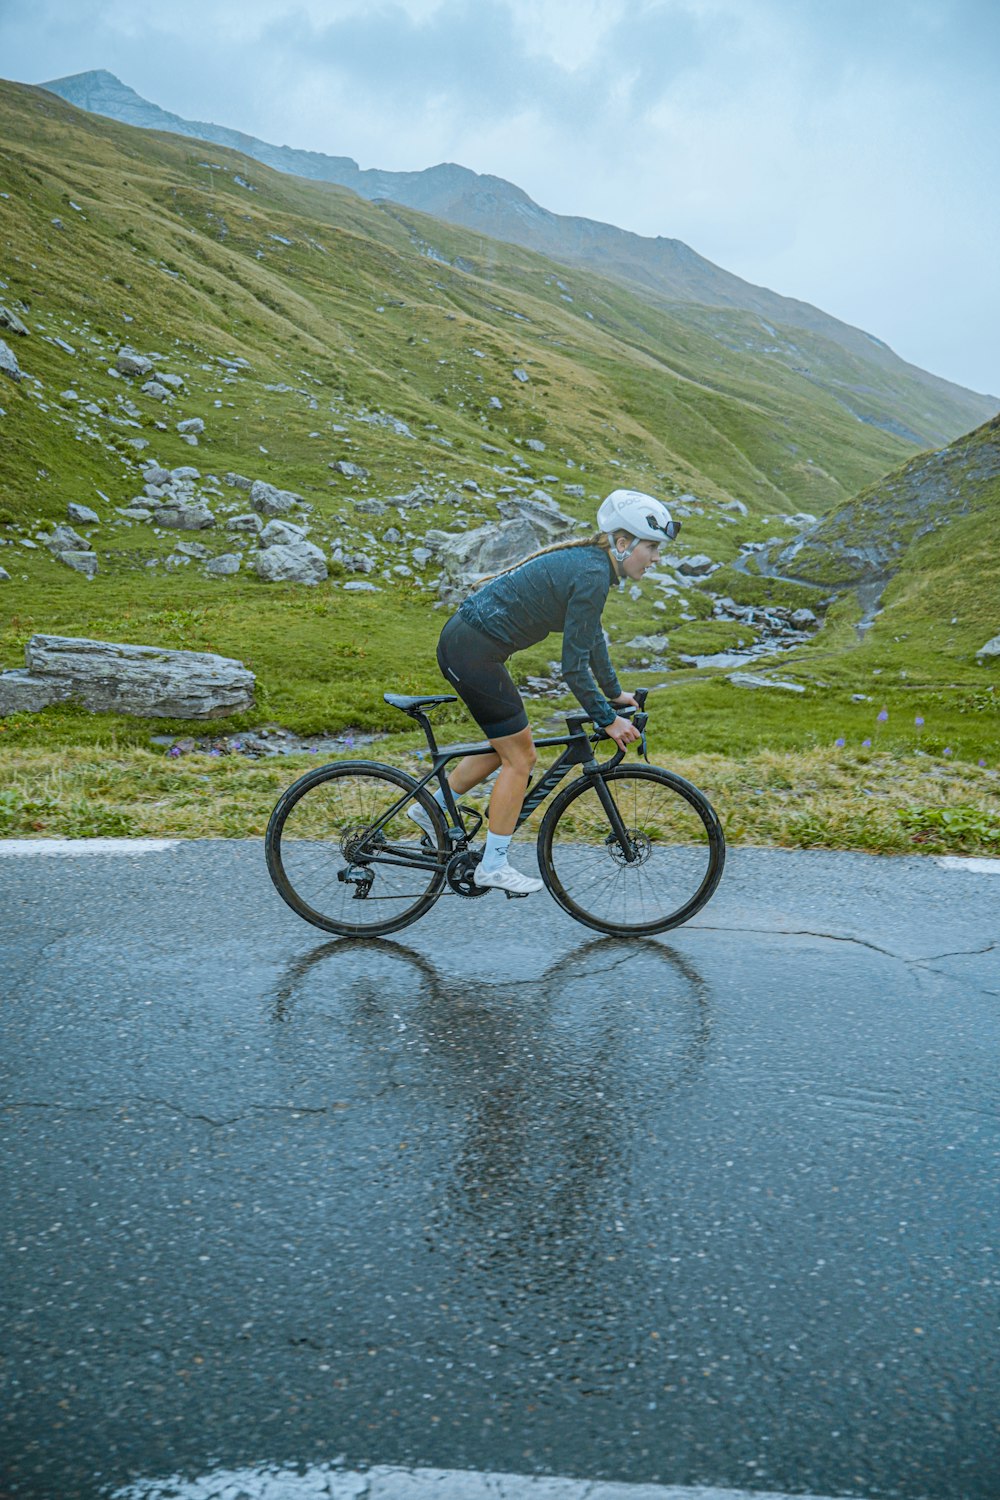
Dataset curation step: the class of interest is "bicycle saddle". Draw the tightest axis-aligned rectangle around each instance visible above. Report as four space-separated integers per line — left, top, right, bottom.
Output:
383 692 457 713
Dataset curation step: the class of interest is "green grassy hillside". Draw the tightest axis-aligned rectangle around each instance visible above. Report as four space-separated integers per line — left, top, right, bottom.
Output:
0 78 996 852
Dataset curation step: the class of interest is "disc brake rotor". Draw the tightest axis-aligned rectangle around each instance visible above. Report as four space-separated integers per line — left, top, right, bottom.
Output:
604 830 653 867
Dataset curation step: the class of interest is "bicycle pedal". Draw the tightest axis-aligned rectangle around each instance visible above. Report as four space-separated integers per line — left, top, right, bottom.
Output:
503 889 530 900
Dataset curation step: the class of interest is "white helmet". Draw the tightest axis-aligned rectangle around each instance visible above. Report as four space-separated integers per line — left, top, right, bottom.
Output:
597 488 680 561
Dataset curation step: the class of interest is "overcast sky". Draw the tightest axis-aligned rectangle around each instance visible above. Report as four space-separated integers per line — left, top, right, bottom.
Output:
3 0 998 396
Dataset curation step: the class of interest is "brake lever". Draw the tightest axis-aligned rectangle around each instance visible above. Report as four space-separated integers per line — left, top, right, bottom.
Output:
635 711 650 762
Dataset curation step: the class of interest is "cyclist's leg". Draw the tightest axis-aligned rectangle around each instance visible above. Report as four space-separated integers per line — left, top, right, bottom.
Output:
483 725 536 834
435 614 525 802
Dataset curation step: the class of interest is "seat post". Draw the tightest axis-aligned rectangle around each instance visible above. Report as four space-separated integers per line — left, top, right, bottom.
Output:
413 710 439 756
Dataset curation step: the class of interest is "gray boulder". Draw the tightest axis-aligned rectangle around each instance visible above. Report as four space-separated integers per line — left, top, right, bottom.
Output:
116 350 154 377
0 338 22 381
177 418 205 435
626 634 670 655
67 502 100 525
250 480 302 516
205 554 242 577
0 305 29 337
496 493 578 538
141 381 172 402
426 513 568 599
253 539 327 584
330 460 369 479
155 503 216 530
60 550 99 578
677 554 717 577
226 513 263 535
975 634 1000 662
0 634 255 718
259 519 307 546
43 524 89 553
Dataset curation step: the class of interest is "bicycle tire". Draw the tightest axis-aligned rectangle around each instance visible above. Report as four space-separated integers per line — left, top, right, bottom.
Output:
537 765 725 936
265 760 448 937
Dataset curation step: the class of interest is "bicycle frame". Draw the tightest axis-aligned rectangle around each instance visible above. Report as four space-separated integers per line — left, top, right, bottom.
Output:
350 700 648 874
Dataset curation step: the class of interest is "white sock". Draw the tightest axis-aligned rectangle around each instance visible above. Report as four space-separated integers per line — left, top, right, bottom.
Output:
480 830 512 874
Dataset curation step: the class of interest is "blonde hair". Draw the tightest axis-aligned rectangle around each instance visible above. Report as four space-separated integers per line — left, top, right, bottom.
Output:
473 531 625 589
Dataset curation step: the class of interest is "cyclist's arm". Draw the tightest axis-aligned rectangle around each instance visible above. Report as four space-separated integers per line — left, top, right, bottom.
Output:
588 627 622 705
561 583 620 729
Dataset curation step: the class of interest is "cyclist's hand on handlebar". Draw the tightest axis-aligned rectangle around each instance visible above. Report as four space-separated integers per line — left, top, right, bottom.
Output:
604 714 642 748
611 691 640 711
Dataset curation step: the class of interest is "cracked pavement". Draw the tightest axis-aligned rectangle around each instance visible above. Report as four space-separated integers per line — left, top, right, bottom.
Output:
1 842 998 1499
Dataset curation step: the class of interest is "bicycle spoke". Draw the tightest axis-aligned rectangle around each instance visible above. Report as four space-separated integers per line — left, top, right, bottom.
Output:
539 767 724 935
266 766 447 937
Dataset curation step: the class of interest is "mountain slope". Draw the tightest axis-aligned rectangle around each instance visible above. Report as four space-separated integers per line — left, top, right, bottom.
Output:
39 68 999 450
0 74 931 530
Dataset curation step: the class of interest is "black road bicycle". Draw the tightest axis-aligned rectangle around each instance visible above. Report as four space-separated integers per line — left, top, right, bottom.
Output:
264 688 725 939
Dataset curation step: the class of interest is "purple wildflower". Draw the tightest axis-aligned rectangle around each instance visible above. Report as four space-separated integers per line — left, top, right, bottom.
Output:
167 745 182 758
876 708 889 723
943 746 953 757
979 759 987 767
834 737 845 748
862 738 871 748
914 715 924 728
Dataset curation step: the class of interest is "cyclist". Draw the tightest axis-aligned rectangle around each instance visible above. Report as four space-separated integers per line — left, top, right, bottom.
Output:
409 488 681 894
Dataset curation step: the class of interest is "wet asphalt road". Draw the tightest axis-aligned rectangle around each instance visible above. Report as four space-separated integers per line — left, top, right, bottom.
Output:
1 841 998 1500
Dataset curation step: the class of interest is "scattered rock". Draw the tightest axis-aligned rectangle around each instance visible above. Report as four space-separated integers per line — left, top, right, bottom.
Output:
223 472 253 490
59 551 99 577
677 554 717 577
0 634 255 718
343 581 381 592
513 368 530 383
226 513 263 534
156 503 216 530
352 498 387 516
330 460 369 479
67 502 100 525
525 438 545 452
250 480 302 516
205 553 241 577
141 381 172 402
177 418 205 435
728 673 806 693
116 350 154 377
975 634 1000 662
0 338 22 381
259 519 307 546
0 306 29 337
626 634 670 654
43 524 89 553
253 538 327 584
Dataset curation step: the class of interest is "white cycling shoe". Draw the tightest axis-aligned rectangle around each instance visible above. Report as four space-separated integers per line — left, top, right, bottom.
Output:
406 801 438 838
473 860 544 897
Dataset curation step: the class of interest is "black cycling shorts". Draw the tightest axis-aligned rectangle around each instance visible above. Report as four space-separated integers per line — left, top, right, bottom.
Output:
436 612 529 740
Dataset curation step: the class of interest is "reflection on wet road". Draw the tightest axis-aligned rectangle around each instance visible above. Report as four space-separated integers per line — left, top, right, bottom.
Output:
1 842 997 1499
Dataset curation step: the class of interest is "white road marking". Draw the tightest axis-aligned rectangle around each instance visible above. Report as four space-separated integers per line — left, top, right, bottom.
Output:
112 1462 869 1500
0 838 179 857
936 856 1000 875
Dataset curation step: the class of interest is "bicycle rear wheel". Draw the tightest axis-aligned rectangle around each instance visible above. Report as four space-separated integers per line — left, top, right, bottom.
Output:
265 761 448 937
537 765 725 935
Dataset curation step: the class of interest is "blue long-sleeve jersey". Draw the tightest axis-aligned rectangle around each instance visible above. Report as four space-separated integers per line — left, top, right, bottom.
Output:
457 544 623 727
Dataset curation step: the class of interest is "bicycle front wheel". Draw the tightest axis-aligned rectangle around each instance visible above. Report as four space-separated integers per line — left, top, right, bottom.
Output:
265 761 448 937
537 765 725 936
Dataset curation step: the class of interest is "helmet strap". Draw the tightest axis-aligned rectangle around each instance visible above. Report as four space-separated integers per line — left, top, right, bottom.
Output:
611 532 638 564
